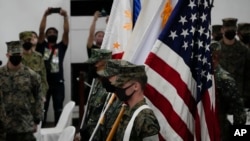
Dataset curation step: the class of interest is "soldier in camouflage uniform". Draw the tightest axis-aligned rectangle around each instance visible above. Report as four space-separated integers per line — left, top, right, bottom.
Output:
219 18 250 109
74 49 112 141
212 24 223 41
210 41 246 141
0 90 6 141
0 41 44 141
237 23 250 48
19 31 48 100
98 60 160 141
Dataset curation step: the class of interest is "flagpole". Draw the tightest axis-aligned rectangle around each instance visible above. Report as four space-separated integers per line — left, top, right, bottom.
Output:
89 93 116 141
80 78 96 128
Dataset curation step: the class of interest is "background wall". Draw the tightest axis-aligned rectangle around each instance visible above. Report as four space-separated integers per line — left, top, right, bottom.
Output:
0 0 70 122
0 0 249 122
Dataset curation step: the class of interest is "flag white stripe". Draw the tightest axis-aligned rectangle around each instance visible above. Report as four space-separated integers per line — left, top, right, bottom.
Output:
151 40 197 99
197 101 211 141
146 63 194 135
145 97 183 141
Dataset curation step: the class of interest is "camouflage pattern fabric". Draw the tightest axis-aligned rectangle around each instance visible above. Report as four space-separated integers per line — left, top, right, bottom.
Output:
6 132 36 141
80 79 110 141
85 49 112 64
237 23 250 34
100 98 123 140
114 65 147 87
22 51 48 97
222 18 237 28
0 65 44 133
219 40 250 108
98 59 133 77
19 31 32 41
6 41 23 54
214 65 246 141
113 99 160 141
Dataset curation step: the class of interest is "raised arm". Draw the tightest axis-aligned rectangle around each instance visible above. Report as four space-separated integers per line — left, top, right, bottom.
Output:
87 11 100 49
38 8 50 43
60 9 69 45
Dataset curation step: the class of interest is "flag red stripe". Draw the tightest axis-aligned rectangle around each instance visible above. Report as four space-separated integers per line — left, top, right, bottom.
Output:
145 84 193 141
112 52 124 59
145 52 197 117
195 108 201 141
201 90 218 141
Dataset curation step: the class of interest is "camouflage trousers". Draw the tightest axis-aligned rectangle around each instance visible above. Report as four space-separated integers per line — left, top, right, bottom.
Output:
6 132 36 141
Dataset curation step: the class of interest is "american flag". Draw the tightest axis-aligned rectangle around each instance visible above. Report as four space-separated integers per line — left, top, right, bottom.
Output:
144 0 219 140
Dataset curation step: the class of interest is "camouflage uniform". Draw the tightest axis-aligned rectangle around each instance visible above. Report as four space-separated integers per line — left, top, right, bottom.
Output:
214 65 246 141
98 60 160 141
20 31 48 97
219 18 250 108
211 41 246 141
212 24 223 41
0 41 44 141
97 60 133 140
80 49 112 141
0 90 6 141
237 23 250 48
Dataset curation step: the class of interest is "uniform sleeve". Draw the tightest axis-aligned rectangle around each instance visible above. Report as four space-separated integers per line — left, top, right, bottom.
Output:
40 55 49 97
31 72 44 124
134 109 160 139
223 77 246 125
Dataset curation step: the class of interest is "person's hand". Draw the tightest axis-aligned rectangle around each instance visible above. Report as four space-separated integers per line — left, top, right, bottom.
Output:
74 132 81 141
93 11 100 21
44 8 51 16
60 8 68 17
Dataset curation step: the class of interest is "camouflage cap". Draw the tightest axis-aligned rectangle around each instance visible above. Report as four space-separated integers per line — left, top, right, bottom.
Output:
85 49 112 64
6 41 23 54
19 31 32 41
222 18 238 28
212 25 222 34
98 59 133 77
237 23 250 34
114 65 147 87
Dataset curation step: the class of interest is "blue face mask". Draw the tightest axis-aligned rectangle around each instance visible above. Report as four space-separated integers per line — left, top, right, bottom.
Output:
115 83 135 102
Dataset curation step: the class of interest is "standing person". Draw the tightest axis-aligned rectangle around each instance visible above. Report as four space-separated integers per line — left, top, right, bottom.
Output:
99 61 160 141
210 41 246 141
86 11 105 58
19 31 48 101
74 49 112 141
36 7 69 126
237 23 250 47
0 41 44 141
219 18 250 108
212 24 223 41
31 31 39 51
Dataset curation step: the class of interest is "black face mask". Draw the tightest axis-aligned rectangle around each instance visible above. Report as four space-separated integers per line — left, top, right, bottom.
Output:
115 83 135 102
224 30 236 40
214 33 223 41
47 35 58 43
9 55 22 66
88 65 99 78
241 34 250 44
23 42 32 50
101 77 116 92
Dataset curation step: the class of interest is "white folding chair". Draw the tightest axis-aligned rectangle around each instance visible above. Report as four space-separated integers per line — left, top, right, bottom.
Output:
38 101 75 141
58 126 76 141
